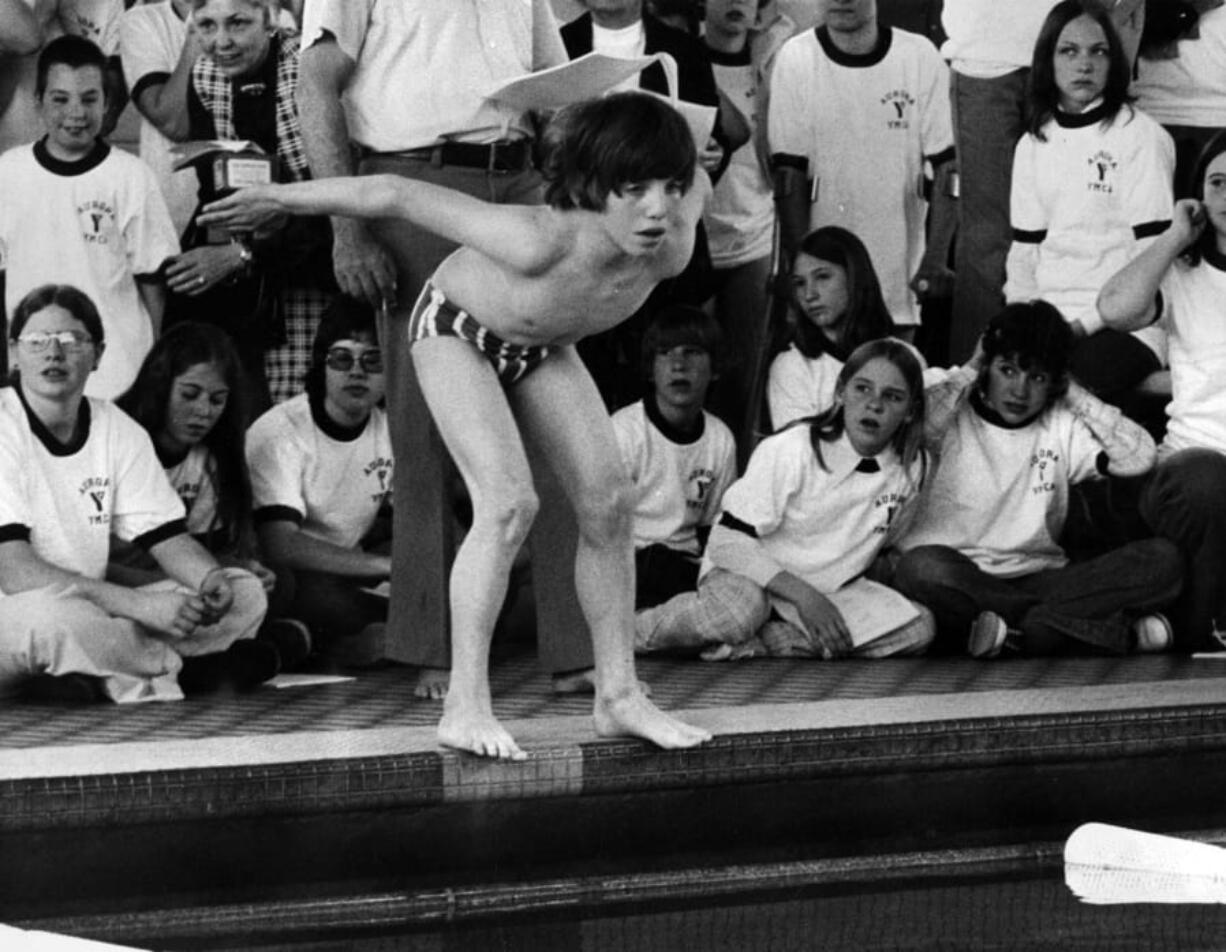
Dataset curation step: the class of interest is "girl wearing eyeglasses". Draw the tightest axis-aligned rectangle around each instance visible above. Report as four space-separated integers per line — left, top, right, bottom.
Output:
0 284 272 702
244 295 394 667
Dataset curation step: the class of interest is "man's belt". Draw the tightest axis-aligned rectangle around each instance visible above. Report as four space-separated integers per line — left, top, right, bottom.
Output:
399 139 533 172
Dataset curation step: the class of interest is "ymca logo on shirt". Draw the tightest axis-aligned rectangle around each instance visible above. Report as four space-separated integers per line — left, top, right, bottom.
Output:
1086 151 1118 194
363 456 393 503
871 490 908 534
78 476 111 526
685 468 716 513
77 200 117 245
880 90 915 130
1030 448 1059 496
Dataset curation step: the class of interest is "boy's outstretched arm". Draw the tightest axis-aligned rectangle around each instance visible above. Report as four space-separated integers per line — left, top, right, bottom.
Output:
1098 198 1205 331
200 176 557 274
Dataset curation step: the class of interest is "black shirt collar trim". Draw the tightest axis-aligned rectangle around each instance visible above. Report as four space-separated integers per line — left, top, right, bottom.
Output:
16 385 91 455
706 44 752 67
1054 102 1111 129
33 136 110 176
816 24 892 68
646 394 705 445
970 388 1038 431
309 389 368 442
154 441 191 468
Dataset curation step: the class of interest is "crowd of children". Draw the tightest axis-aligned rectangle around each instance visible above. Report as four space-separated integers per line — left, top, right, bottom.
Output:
2 0 1226 763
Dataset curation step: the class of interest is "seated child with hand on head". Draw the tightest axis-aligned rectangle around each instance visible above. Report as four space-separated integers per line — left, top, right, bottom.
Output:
768 226 906 431
199 91 714 759
636 339 936 661
244 296 393 670
114 322 311 670
612 304 738 613
893 301 1183 658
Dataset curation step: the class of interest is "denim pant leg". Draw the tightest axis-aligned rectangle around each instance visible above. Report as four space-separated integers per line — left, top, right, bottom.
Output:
1139 449 1226 650
1018 538 1184 654
949 69 1028 363
892 545 1039 651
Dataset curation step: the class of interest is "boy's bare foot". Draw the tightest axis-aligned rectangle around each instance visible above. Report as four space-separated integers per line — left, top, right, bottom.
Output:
438 701 527 761
551 667 651 696
414 666 449 700
593 690 711 748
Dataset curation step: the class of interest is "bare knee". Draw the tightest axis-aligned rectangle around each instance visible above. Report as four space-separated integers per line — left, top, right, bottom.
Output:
572 476 632 548
471 483 539 552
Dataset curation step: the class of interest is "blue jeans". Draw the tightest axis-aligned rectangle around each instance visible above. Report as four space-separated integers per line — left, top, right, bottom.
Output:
1139 448 1226 650
893 540 1183 655
948 69 1028 363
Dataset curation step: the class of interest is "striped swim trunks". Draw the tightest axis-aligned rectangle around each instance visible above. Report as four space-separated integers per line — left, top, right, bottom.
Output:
408 283 555 386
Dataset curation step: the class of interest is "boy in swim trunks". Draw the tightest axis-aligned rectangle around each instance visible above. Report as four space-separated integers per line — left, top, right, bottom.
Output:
201 91 714 759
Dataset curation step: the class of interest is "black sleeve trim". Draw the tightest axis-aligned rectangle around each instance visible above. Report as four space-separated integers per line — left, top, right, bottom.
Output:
253 505 305 527
1149 289 1165 327
1133 219 1171 240
1095 451 1110 476
925 146 956 167
134 519 188 551
1012 227 1047 244
130 72 171 103
0 523 31 544
770 152 809 173
718 512 758 538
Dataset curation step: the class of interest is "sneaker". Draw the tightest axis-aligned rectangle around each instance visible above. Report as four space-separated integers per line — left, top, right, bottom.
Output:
21 672 105 704
968 611 1010 659
258 618 312 670
179 639 280 695
1133 613 1173 653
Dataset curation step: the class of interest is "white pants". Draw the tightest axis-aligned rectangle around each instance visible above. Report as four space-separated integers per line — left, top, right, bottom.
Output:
0 569 267 703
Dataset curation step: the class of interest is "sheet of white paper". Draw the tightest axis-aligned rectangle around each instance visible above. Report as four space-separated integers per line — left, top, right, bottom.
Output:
269 673 356 690
483 51 658 111
0 924 149 950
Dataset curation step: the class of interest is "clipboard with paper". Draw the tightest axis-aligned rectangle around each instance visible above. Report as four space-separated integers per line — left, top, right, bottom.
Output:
483 51 717 151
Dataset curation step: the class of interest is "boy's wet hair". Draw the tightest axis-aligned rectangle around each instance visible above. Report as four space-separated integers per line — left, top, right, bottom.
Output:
979 300 1075 402
640 304 727 378
540 92 697 212
36 35 107 98
304 295 380 402
10 283 104 344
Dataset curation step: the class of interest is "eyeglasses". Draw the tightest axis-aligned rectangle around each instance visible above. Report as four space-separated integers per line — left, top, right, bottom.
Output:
16 330 95 353
325 347 383 374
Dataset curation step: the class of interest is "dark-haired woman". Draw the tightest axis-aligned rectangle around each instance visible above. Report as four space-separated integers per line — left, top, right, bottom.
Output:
1006 0 1175 403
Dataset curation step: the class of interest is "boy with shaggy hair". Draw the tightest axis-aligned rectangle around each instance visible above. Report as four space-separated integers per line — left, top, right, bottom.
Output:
201 91 714 759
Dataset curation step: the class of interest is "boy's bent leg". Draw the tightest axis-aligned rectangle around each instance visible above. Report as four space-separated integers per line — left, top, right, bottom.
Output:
1139 449 1226 651
362 158 546 693
510 348 711 748
0 587 183 703
412 336 540 760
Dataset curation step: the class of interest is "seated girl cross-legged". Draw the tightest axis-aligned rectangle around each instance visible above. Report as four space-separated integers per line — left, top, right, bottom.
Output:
636 339 936 661
892 302 1183 657
0 285 271 703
